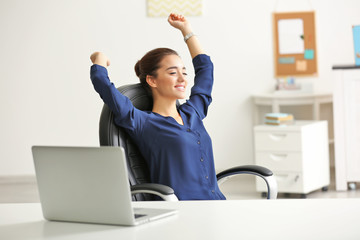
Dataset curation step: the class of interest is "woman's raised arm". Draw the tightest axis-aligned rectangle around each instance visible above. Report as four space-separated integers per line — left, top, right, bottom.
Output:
168 13 204 59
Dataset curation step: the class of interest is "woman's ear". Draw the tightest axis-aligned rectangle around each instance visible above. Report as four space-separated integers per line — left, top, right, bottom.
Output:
146 75 157 88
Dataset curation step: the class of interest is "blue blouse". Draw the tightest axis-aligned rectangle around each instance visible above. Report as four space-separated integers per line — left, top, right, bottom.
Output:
90 54 225 200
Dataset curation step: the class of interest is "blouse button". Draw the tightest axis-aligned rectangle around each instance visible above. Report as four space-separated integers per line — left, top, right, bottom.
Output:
197 141 201 145
187 128 191 132
200 158 204 162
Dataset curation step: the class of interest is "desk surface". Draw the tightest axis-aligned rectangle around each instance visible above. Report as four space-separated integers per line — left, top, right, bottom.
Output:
253 91 332 99
1 199 360 240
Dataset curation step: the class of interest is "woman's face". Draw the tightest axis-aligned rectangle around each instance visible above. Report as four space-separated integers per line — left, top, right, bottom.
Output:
149 54 188 100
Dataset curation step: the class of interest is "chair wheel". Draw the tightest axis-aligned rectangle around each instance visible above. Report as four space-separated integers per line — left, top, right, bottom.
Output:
261 192 267 198
321 186 329 191
349 183 357 190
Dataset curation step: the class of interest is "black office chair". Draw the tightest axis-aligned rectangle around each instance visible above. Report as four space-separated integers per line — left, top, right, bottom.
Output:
99 83 277 201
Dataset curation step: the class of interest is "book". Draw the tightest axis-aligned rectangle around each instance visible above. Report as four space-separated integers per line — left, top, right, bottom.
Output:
353 25 360 66
264 113 295 126
265 113 294 121
265 119 294 126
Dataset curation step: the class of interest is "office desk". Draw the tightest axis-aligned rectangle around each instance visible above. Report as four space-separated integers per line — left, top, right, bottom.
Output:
1 200 360 240
252 92 332 124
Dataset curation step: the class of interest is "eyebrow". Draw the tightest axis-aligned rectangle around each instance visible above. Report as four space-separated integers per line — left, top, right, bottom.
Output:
166 66 186 71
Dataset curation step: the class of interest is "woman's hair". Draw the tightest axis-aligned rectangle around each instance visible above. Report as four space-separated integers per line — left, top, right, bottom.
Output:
135 48 179 95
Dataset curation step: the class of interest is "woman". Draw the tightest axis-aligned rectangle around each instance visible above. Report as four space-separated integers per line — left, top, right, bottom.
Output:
90 13 225 200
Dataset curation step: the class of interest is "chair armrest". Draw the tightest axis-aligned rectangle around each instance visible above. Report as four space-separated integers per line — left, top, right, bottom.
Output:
216 165 278 200
131 183 179 201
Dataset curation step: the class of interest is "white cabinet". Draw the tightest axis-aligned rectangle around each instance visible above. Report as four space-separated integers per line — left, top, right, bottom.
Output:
254 121 330 195
332 66 360 190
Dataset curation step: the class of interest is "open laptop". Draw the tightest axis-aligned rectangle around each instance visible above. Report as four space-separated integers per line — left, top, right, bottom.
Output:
32 146 177 226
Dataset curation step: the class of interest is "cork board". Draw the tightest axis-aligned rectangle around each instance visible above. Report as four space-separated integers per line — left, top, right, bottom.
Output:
273 11 318 77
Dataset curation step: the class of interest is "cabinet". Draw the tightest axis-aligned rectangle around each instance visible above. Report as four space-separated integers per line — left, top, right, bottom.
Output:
254 121 330 195
332 66 360 190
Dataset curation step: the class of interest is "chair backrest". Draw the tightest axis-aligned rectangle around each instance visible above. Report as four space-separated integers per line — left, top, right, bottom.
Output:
99 83 154 201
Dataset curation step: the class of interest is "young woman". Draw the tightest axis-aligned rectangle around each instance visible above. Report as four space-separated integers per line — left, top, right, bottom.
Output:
90 13 225 200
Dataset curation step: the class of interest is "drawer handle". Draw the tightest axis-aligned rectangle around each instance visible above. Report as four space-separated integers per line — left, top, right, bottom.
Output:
269 133 287 141
270 153 288 161
294 175 300 182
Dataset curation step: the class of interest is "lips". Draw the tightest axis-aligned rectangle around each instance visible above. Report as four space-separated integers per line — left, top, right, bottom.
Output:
175 85 185 91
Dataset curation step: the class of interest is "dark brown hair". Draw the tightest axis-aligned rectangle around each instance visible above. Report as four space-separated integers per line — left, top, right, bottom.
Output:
135 48 179 95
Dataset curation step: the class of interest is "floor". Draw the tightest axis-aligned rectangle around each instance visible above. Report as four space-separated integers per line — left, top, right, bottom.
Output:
1 168 359 203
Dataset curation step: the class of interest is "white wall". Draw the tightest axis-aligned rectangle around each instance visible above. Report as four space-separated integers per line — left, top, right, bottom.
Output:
0 0 359 176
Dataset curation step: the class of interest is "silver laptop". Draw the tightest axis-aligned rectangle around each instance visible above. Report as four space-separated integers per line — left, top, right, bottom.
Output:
32 146 177 226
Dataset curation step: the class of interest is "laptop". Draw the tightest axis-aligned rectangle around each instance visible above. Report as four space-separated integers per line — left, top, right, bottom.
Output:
32 146 177 226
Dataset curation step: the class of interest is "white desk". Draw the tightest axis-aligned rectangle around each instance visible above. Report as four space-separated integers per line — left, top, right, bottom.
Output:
252 92 333 124
1 200 360 240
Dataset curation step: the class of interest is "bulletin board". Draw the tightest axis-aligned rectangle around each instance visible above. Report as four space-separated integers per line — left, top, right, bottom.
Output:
273 11 318 77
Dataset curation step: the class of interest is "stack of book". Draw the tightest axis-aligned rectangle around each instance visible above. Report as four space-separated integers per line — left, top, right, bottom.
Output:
264 113 294 126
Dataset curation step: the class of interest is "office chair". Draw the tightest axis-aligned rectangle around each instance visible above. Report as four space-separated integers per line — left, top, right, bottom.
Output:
99 83 277 201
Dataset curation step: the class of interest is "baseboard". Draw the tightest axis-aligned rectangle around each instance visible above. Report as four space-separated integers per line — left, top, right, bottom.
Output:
0 175 37 184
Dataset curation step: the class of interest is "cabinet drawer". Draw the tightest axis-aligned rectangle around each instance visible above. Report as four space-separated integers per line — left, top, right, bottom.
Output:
255 152 302 172
254 132 302 151
256 172 304 193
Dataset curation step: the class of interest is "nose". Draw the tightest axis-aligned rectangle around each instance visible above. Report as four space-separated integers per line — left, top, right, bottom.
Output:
178 72 186 82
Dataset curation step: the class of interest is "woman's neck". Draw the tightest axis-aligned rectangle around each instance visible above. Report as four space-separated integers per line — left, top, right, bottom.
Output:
152 99 184 125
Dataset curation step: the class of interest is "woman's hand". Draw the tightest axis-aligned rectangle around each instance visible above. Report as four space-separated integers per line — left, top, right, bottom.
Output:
90 52 110 68
167 13 192 35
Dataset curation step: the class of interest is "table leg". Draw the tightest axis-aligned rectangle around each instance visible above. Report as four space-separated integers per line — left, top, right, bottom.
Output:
313 100 320 120
271 100 280 113
253 100 260 125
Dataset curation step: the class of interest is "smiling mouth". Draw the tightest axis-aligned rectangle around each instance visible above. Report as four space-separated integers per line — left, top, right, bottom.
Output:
175 86 185 91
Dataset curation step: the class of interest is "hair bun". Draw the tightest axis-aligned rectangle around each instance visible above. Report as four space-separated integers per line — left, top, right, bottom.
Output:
134 60 142 78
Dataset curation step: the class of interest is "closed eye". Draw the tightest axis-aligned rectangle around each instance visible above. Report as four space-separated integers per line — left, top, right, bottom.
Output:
166 66 187 75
